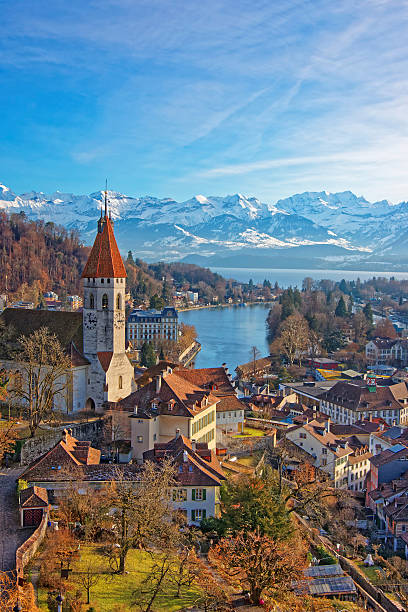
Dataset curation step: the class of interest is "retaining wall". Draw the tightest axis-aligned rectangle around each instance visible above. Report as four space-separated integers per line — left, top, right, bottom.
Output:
16 511 48 578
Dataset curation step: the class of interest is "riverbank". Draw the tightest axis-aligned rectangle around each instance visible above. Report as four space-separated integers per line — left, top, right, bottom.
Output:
178 301 274 312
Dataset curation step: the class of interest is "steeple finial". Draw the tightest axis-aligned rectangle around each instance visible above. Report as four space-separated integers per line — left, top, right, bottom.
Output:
104 179 108 218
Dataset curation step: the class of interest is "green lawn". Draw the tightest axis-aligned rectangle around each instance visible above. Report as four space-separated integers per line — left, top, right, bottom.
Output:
232 426 266 438
356 561 386 585
235 451 263 466
37 545 202 611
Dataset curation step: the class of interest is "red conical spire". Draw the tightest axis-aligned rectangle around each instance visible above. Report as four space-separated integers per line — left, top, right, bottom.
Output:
82 216 126 278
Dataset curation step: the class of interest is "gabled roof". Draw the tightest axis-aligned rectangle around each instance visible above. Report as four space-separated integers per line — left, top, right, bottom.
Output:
116 371 219 417
21 431 101 482
321 380 408 413
175 367 235 395
81 217 127 279
20 485 48 508
143 434 225 487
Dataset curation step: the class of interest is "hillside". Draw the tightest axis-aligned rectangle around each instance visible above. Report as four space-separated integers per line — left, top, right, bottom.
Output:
2 184 408 269
0 211 231 305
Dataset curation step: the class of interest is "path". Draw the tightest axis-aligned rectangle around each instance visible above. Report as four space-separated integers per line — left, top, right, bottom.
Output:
0 466 34 573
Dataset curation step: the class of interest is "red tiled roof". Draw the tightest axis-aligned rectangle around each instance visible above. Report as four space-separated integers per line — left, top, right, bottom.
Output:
20 486 49 508
144 434 226 487
98 351 114 372
81 217 126 279
175 367 235 395
21 432 101 482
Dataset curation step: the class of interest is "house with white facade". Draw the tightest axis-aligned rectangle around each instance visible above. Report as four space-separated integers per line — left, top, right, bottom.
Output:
143 432 226 525
286 418 372 490
320 380 408 426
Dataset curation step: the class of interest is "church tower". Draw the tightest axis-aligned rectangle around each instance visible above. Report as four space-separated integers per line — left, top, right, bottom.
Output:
81 189 135 412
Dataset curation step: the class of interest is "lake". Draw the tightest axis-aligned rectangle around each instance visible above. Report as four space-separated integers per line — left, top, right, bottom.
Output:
210 267 408 288
179 303 271 372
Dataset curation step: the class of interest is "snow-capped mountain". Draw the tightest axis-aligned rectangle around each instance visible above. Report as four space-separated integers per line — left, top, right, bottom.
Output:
0 183 407 269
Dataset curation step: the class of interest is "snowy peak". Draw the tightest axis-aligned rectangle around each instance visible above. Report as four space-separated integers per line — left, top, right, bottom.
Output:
0 183 406 265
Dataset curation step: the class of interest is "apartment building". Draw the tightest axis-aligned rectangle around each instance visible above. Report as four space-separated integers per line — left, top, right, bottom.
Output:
127 307 178 348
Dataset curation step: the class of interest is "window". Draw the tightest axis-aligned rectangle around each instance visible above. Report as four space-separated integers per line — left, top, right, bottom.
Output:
137 435 143 443
172 489 187 502
101 278 104 283
192 488 206 501
90 294 95 309
116 294 121 310
191 509 206 522
119 376 123 389
321 458 327 466
322 448 327 454
299 433 306 439
102 294 108 309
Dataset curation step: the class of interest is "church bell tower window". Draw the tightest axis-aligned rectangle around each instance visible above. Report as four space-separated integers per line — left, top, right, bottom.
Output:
102 294 108 309
116 294 121 310
90 294 95 309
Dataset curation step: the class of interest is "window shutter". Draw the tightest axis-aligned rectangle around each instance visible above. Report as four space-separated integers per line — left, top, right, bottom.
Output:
203 509 206 519
192 489 196 501
191 509 195 522
203 489 206 500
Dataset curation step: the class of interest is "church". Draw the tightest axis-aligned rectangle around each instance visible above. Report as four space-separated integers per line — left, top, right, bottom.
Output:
0 197 135 413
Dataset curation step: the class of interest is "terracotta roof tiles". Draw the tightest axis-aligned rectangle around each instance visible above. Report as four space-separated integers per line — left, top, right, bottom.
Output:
81 217 126 279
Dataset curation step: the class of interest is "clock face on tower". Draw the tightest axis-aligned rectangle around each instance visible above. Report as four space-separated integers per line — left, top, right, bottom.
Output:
114 312 125 329
84 312 97 330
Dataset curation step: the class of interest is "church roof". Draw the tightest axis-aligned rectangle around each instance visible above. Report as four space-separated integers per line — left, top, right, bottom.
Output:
81 217 127 279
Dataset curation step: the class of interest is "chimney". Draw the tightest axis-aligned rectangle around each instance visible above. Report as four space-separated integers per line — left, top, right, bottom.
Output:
175 428 180 439
155 374 162 394
325 418 331 433
312 405 317 417
133 405 138 416
183 450 188 462
67 428 72 436
392 419 397 427
192 439 196 452
369 413 373 422
62 428 68 443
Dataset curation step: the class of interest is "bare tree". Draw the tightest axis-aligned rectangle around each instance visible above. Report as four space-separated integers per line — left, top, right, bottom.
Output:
0 571 39 611
278 314 309 366
11 327 72 437
169 546 200 597
209 530 306 605
75 562 102 604
132 552 173 612
105 460 178 574
0 372 17 462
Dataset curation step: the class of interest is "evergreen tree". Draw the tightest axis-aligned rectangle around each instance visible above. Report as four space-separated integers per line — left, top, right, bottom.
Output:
335 296 348 318
363 302 374 326
339 279 348 294
140 342 157 367
348 295 353 315
127 250 134 263
293 288 302 309
149 294 165 310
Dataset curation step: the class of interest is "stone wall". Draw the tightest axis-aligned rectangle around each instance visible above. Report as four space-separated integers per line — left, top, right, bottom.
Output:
20 419 103 465
16 510 48 578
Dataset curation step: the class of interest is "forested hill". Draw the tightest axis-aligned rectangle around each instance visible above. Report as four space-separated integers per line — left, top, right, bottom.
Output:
0 211 231 305
0 211 90 297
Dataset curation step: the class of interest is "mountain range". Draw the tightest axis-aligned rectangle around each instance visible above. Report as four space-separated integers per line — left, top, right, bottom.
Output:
1 183 407 271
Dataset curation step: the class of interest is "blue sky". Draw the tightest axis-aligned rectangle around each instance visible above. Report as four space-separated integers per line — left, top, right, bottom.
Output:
1 0 408 204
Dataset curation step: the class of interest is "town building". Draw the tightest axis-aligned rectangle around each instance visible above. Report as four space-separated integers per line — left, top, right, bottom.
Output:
143 433 226 524
319 380 408 426
366 338 396 366
109 366 218 461
285 418 372 490
126 307 178 349
67 295 83 310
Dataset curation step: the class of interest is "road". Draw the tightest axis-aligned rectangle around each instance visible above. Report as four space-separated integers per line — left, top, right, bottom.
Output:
0 466 34 573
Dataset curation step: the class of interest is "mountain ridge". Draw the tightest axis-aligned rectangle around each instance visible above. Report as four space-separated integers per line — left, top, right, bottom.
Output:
1 183 407 270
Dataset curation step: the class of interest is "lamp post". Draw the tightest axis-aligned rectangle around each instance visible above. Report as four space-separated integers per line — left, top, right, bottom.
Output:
56 593 64 612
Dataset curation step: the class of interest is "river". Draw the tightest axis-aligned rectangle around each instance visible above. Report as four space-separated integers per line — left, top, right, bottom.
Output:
179 304 271 372
210 267 408 287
